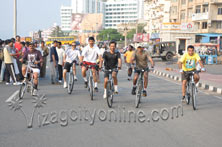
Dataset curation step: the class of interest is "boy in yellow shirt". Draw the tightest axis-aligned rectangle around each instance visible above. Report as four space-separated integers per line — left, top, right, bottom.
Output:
124 45 134 80
178 45 205 101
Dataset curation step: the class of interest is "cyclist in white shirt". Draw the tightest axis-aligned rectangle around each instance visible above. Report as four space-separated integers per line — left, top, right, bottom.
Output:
80 37 101 92
63 42 81 88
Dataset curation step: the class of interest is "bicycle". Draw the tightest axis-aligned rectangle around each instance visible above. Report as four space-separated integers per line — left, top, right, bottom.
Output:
135 67 153 108
83 64 98 100
184 70 201 110
19 62 35 99
67 62 75 94
102 68 118 108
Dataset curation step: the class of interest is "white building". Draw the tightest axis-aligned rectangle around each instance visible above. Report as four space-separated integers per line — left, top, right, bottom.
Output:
71 0 106 13
60 6 72 31
61 0 106 32
104 0 144 29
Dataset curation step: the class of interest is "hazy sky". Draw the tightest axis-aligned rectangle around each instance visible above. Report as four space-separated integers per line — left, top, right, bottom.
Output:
0 0 70 39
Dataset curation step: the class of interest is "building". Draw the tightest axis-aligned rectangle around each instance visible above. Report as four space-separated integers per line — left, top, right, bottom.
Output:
71 0 106 13
60 6 72 32
144 0 222 54
104 0 144 29
61 0 106 32
144 0 171 43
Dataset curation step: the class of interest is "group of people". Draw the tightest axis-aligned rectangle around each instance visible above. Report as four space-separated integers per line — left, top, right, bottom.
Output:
0 35 206 101
0 36 48 86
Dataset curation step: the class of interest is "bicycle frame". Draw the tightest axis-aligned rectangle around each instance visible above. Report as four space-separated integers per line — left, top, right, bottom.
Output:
185 70 200 110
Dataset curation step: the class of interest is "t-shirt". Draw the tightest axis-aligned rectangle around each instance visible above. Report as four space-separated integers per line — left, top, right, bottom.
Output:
23 50 43 69
65 48 81 63
179 52 201 71
132 50 151 69
14 42 22 58
3 45 13 64
50 46 58 62
103 50 121 70
124 50 134 63
56 47 65 65
81 44 101 63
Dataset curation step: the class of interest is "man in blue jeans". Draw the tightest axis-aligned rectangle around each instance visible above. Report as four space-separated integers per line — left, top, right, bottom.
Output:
50 41 59 84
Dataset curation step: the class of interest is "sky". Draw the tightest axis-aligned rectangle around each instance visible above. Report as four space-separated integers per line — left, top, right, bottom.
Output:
0 0 70 40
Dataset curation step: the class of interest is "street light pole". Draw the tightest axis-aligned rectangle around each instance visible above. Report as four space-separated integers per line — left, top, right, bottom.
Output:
14 0 17 37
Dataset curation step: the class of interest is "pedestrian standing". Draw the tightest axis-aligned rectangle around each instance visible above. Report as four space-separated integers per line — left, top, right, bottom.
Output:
39 41 49 78
56 42 65 83
3 39 20 85
50 41 59 84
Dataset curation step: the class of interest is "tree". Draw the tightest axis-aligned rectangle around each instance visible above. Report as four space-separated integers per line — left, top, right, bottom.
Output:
97 29 124 41
50 26 65 37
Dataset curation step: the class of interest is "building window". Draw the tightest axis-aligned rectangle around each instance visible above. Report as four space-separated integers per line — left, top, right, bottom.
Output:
181 0 186 5
216 21 222 29
195 6 201 13
203 5 208 13
188 8 193 18
202 22 207 29
218 8 222 15
181 11 185 20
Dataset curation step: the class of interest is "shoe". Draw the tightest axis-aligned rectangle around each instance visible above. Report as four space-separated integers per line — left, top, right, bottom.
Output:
51 81 55 84
6 82 11 85
94 87 98 92
103 91 107 99
181 96 186 103
131 87 136 95
74 76 78 81
64 82 68 88
58 80 62 84
84 81 88 88
114 90 118 94
142 90 147 97
13 82 21 86
32 89 38 96
127 77 131 81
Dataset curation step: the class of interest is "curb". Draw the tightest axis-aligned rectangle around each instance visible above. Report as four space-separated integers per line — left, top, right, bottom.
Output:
152 70 222 95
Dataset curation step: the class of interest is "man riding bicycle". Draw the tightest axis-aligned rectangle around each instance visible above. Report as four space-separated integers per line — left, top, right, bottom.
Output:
80 37 101 92
99 41 122 99
178 45 205 101
124 45 134 81
20 43 43 96
131 46 154 97
63 42 81 88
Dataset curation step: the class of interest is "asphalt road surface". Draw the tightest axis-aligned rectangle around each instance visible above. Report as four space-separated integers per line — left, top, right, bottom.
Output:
0 65 222 147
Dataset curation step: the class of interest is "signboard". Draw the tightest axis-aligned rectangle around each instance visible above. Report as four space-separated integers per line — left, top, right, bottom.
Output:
133 34 150 42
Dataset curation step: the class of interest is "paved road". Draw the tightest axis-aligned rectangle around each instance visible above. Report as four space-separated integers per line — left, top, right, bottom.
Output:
0 65 222 147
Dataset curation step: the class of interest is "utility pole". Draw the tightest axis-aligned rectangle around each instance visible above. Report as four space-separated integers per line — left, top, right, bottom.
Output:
14 0 17 37
124 24 128 47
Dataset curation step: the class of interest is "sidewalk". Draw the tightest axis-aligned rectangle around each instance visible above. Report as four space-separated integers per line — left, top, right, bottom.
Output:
152 59 222 95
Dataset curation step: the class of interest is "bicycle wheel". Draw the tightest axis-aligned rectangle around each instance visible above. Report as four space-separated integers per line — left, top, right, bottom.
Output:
68 73 74 94
135 79 142 108
89 76 94 100
191 83 197 110
19 83 26 99
106 81 113 108
185 82 190 105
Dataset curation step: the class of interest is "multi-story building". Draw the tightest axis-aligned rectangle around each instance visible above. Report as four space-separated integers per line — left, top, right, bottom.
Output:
144 0 222 54
144 0 171 42
60 6 72 32
104 0 144 29
61 0 106 32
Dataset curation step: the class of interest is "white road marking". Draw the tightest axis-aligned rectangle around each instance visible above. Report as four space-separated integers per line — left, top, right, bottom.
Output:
5 90 19 103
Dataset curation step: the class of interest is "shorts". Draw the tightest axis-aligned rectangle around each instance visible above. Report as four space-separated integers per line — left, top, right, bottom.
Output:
31 68 40 75
104 69 118 78
126 63 133 69
64 61 76 72
83 61 98 70
134 67 149 74
181 70 197 81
